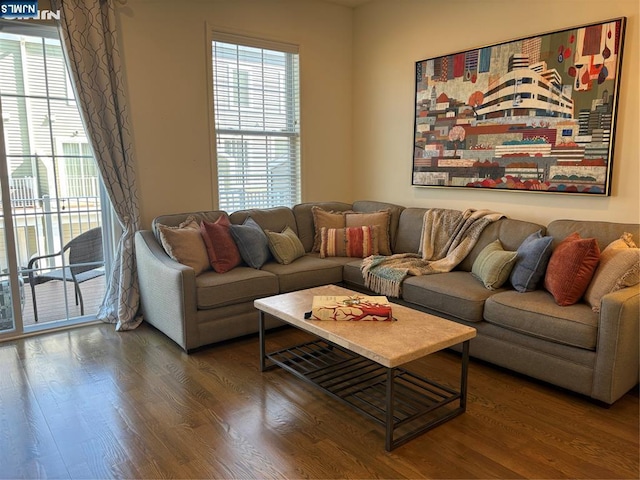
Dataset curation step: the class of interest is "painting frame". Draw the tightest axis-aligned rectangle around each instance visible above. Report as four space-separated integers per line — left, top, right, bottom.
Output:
412 17 626 196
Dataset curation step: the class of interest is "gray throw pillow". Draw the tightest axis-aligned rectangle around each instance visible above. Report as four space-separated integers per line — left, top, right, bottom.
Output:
510 230 553 292
230 217 271 269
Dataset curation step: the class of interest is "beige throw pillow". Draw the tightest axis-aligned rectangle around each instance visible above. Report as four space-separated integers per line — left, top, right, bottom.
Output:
157 217 210 275
585 233 640 313
311 207 348 252
346 210 392 255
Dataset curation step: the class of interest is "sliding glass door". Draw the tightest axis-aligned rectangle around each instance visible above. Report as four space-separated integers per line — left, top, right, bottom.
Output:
0 20 111 337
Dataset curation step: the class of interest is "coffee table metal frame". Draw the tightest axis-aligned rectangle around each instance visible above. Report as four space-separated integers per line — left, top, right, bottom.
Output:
258 311 471 451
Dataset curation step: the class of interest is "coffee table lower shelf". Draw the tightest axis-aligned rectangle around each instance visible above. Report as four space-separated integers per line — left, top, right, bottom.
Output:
260 323 470 451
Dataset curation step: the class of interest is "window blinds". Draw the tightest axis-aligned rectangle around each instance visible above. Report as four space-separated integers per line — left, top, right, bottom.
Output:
211 33 300 211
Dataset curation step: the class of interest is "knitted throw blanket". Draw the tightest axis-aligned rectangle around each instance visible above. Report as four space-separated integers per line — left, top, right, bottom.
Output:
361 208 505 297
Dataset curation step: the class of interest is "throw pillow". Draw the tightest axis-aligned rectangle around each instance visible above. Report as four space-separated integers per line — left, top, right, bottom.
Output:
471 239 518 290
229 217 271 269
510 230 554 292
584 233 640 313
320 226 379 258
311 207 348 252
265 226 306 265
157 217 210 276
200 216 242 273
544 232 600 306
345 210 392 255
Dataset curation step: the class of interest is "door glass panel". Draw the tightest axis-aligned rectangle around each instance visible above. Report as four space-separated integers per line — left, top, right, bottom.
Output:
0 27 108 332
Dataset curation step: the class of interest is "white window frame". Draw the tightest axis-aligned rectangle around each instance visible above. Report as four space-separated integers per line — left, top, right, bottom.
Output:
207 28 301 212
54 136 97 198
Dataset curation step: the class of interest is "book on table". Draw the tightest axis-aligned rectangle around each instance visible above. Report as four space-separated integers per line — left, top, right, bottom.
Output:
311 295 393 321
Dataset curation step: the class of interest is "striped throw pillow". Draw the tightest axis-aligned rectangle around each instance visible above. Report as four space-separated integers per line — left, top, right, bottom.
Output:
319 226 379 258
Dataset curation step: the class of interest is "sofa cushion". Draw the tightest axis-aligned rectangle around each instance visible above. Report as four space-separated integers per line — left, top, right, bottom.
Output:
471 240 518 290
509 230 553 292
320 226 378 258
544 232 600 306
484 290 598 350
346 210 392 255
584 233 640 313
195 267 279 309
152 210 229 241
393 207 429 254
261 256 343 293
546 219 640 252
265 226 306 265
402 271 498 323
343 258 367 287
200 216 242 273
230 217 272 269
229 206 298 236
156 217 210 276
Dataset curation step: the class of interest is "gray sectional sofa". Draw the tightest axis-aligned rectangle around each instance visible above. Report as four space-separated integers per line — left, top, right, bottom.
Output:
134 200 639 404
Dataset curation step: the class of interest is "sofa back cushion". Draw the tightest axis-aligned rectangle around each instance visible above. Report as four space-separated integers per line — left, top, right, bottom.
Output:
292 202 352 252
458 219 545 272
393 207 431 254
229 206 298 235
152 211 228 243
546 220 640 251
395 208 544 270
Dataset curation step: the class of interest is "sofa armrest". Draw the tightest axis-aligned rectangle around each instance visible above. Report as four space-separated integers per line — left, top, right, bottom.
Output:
135 230 198 351
591 284 640 404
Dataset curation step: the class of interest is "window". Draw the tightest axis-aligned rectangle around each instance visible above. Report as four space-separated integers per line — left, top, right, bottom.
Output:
58 139 98 197
211 32 300 211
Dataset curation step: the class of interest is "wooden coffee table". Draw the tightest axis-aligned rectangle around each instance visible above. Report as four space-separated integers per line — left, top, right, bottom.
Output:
254 285 476 451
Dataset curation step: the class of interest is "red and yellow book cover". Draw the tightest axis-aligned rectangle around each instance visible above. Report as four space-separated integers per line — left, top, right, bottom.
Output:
311 295 393 321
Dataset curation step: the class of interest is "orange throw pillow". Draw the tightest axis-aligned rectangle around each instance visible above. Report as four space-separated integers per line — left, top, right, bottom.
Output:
544 232 600 306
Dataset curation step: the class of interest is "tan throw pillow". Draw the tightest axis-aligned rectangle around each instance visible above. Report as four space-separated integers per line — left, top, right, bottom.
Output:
346 210 392 255
585 233 640 313
311 206 348 252
157 217 210 275
265 226 305 265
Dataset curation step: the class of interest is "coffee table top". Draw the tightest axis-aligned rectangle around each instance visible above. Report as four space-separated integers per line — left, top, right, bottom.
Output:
254 285 476 368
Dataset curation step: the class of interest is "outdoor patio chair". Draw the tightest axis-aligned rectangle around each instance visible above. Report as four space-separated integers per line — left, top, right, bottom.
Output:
27 227 104 323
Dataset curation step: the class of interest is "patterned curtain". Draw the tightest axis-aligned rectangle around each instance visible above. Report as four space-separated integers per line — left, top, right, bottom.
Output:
51 0 142 331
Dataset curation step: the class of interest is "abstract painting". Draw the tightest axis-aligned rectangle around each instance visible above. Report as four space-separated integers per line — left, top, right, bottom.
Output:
412 18 626 195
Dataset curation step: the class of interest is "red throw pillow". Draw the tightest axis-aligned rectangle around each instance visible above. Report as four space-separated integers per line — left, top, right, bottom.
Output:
200 216 242 273
544 232 600 306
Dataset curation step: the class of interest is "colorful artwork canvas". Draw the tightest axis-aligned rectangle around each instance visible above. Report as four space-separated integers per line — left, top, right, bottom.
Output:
412 18 626 195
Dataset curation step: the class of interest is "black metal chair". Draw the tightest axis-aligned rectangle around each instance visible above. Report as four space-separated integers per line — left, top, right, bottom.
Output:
27 227 104 322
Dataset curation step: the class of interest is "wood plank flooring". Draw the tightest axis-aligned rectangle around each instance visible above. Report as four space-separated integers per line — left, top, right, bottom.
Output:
0 322 637 479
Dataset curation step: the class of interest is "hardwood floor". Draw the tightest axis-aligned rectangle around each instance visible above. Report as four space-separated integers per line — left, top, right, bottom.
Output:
0 322 637 479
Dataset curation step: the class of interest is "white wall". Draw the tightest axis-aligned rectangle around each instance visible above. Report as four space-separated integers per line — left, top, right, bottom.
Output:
116 0 354 227
352 0 639 226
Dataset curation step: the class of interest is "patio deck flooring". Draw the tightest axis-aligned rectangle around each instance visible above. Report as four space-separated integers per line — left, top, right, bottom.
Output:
5 275 106 329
